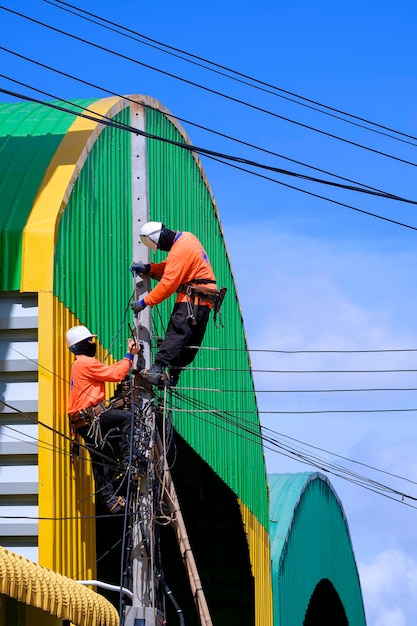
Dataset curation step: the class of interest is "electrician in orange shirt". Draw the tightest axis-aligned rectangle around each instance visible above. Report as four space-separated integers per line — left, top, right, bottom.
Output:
130 222 218 387
66 325 139 514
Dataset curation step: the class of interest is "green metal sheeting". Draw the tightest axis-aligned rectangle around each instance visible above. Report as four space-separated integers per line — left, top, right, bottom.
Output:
54 107 132 358
146 106 269 529
270 472 367 625
0 96 269 531
0 100 96 292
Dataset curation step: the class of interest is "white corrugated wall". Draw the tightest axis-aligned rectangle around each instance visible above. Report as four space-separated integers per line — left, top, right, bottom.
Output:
0 293 38 561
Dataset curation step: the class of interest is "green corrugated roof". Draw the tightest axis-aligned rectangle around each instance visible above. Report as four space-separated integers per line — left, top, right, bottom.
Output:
269 472 366 626
146 106 269 528
0 99 96 291
54 106 132 359
0 96 269 531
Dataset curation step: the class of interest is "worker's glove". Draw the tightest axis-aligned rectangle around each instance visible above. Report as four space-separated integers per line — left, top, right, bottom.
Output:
130 299 147 315
130 261 150 276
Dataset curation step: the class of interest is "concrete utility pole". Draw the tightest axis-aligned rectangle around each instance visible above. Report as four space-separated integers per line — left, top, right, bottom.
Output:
124 101 163 626
124 99 212 626
124 274 159 626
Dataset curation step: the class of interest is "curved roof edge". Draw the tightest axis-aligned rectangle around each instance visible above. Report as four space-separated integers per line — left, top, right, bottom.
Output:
21 95 122 293
20 94 222 294
0 545 119 626
128 94 218 216
269 472 349 559
269 472 366 626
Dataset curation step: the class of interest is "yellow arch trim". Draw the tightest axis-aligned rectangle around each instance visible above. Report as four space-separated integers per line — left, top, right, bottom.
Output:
0 546 119 626
239 499 273 626
21 95 124 293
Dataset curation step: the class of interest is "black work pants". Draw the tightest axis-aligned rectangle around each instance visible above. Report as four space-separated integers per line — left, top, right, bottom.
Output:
155 302 211 381
77 408 132 505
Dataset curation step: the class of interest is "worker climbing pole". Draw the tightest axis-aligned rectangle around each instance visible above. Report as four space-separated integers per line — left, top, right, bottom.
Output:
66 222 225 623
129 221 226 389
118 111 222 624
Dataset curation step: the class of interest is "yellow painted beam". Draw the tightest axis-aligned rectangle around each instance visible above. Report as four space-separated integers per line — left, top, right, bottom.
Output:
239 499 273 626
21 96 124 293
38 296 97 578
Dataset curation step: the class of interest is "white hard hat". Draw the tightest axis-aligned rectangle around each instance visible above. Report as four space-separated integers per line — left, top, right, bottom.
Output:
66 325 94 348
139 221 163 251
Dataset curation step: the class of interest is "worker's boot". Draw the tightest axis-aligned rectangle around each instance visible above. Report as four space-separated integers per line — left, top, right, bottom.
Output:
140 363 167 386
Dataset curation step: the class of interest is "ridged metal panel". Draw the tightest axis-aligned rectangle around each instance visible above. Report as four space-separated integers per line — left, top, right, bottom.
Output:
37 295 96 578
0 545 119 626
43 103 132 575
53 107 132 360
239 500 273 626
269 472 367 625
0 294 39 562
146 107 269 529
0 100 95 291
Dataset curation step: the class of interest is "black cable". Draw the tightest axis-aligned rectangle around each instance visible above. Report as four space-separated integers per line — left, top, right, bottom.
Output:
222 387 417 393
2 81 417 236
1 79 414 207
45 0 417 148
169 389 409 494
264 427 417 487
169 389 417 505
189 366 417 374
0 44 394 196
199 346 417 353
12 338 417 402
0 399 123 471
104 295 133 362
204 154 417 232
118 374 137 623
172 406 417 415
3 5 417 170
2 370 417 518
158 574 185 626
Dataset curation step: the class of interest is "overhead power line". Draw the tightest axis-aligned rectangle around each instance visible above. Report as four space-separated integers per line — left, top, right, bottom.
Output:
3 389 417 520
170 389 417 508
205 154 417 231
174 407 417 415
2 81 417 214
199 346 417 353
0 44 396 196
3 5 417 170
191 366 417 374
2 83 417 233
5 344 417 511
11 346 417 418
45 0 417 148
178 386 417 393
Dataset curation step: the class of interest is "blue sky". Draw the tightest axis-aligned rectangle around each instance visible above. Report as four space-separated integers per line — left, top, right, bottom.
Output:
2 1 417 623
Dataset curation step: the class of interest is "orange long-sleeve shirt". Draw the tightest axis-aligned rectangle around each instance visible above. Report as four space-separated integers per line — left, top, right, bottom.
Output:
68 354 132 415
144 232 217 307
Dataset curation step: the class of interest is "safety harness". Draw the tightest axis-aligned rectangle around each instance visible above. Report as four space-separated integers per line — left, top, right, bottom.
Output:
69 394 128 446
177 279 227 327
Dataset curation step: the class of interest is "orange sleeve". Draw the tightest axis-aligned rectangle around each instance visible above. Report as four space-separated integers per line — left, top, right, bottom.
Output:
85 358 131 382
144 245 191 305
144 233 216 307
149 261 166 277
68 355 131 414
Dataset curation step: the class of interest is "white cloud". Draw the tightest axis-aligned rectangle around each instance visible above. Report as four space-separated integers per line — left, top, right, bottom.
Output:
359 550 417 626
224 222 417 626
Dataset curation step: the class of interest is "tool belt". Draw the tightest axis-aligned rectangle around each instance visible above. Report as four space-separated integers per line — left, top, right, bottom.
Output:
177 280 227 327
69 393 130 447
69 394 127 430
